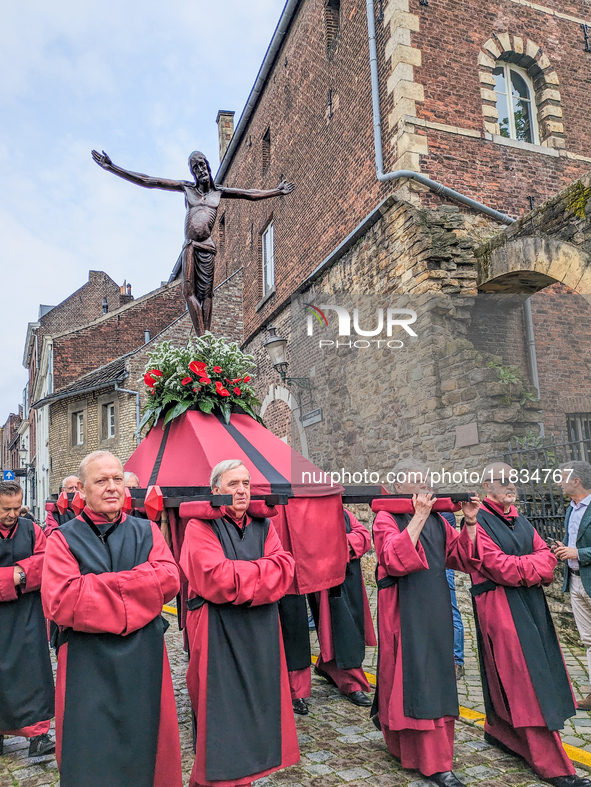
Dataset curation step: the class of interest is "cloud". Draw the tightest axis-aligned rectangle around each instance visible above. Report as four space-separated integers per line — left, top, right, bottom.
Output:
0 0 286 421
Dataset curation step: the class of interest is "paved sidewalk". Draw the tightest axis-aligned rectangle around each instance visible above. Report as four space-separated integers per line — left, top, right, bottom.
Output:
2 580 591 787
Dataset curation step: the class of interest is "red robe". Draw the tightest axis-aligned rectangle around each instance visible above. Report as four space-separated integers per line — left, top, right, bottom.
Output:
42 508 182 787
373 510 475 776
0 520 52 738
468 498 575 778
315 510 376 693
180 513 299 787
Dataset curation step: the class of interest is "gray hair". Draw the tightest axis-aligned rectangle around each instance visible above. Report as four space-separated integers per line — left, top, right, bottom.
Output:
560 460 591 491
210 460 248 491
0 480 23 499
78 450 123 486
124 472 140 486
62 475 80 489
391 457 429 486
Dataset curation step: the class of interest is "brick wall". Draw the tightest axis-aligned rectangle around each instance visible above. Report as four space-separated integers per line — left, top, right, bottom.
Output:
215 0 591 342
49 388 137 494
51 281 186 389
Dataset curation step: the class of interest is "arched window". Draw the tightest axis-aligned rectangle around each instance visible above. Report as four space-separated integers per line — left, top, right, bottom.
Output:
325 0 340 51
493 63 539 144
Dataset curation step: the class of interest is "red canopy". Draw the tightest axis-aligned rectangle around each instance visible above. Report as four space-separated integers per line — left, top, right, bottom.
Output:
125 410 347 594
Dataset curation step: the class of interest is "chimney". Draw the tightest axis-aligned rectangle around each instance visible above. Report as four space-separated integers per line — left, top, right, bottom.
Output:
216 110 235 163
119 280 134 307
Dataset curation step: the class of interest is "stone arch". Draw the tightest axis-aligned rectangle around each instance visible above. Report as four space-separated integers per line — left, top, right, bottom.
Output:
477 236 591 301
478 33 564 149
260 384 309 458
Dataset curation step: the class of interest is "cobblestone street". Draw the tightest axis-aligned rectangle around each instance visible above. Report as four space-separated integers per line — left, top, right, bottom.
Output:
2 580 591 787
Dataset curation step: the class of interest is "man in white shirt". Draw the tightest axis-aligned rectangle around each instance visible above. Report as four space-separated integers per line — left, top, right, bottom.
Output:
554 461 591 709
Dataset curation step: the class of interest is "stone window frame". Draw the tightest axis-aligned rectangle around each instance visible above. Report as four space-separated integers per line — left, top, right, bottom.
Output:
98 392 119 444
67 400 88 449
478 34 565 150
261 218 275 297
492 62 540 145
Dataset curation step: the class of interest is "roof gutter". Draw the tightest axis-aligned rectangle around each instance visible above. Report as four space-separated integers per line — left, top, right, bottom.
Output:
32 375 127 410
215 0 302 184
365 0 515 226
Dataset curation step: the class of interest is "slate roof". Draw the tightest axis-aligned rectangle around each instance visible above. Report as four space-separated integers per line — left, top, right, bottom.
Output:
32 355 130 409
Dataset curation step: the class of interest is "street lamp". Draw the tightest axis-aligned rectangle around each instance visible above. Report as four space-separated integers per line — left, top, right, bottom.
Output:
263 326 311 394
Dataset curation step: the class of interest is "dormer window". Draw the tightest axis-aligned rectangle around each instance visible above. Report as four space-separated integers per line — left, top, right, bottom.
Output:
493 63 539 145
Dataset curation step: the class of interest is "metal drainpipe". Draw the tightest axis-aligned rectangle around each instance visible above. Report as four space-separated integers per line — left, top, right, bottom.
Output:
365 0 544 423
115 384 141 446
365 0 515 226
523 297 544 437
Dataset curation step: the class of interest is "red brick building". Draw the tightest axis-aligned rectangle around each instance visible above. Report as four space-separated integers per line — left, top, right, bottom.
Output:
187 0 591 481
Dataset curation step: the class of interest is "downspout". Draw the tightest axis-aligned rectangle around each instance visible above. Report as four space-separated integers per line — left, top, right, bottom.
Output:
523 297 544 437
115 384 141 446
365 0 515 226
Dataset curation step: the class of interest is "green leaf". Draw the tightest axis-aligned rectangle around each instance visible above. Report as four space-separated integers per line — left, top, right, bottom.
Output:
163 400 191 425
198 398 216 414
219 400 232 423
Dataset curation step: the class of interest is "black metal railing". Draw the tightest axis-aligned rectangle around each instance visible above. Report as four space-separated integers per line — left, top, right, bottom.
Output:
501 430 591 542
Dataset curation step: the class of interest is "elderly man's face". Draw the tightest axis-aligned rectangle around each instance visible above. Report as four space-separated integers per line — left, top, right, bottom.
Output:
81 456 125 518
483 463 517 508
214 464 251 517
125 474 140 489
0 493 23 528
62 476 80 495
394 470 431 495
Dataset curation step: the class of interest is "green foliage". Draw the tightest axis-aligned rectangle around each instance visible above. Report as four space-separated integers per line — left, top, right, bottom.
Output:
487 359 539 407
139 333 262 435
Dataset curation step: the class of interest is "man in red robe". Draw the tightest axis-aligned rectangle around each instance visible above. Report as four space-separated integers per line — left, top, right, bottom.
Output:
44 475 80 537
469 462 588 787
42 450 182 787
373 460 479 787
180 459 299 787
0 480 55 758
311 508 376 706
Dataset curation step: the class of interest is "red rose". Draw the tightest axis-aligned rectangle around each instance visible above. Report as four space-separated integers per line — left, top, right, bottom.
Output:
233 387 241 395
213 366 222 373
189 361 207 374
181 376 192 386
243 375 251 382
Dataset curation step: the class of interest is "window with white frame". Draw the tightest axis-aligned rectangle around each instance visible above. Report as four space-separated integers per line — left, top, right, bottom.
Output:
73 411 84 446
262 221 274 296
104 402 116 439
493 63 539 145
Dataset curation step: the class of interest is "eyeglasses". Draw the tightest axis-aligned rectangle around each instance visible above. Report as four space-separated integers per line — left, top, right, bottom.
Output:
490 477 514 486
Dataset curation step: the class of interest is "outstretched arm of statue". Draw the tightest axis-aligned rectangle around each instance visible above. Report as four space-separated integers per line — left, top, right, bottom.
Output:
91 150 185 192
220 179 295 200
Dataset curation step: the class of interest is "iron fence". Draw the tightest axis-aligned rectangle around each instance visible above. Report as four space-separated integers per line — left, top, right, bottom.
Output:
501 430 591 542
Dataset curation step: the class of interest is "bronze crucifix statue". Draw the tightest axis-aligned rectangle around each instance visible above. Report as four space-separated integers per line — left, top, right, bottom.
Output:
91 150 294 335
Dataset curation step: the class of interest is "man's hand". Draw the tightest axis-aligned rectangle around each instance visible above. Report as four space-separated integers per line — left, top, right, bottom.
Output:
277 180 295 195
91 149 113 169
413 492 435 518
13 565 23 587
462 494 481 525
552 541 578 561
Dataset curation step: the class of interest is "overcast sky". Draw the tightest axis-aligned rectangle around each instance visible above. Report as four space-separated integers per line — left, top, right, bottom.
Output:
0 0 286 424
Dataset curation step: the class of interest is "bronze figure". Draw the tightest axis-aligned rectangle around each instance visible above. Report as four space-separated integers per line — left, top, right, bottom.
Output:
91 150 294 335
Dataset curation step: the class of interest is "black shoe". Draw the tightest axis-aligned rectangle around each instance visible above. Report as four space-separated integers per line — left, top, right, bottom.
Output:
545 777 591 787
428 772 467 787
292 698 309 715
345 690 373 707
28 733 55 757
483 731 520 758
